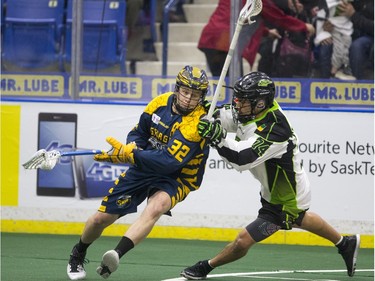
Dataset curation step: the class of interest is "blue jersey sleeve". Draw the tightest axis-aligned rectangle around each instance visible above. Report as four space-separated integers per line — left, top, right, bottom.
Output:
132 130 203 175
126 112 152 149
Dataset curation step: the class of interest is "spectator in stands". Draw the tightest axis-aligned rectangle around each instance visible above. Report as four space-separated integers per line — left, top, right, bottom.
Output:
314 20 335 78
168 0 188 22
126 0 144 39
126 0 158 73
314 0 356 80
156 0 189 23
257 0 301 74
197 0 315 77
338 0 374 80
257 0 319 77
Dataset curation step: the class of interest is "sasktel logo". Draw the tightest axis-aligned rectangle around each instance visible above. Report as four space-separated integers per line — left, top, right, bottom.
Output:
86 162 129 181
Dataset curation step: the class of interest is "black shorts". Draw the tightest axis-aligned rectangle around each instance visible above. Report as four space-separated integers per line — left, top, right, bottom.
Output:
98 167 187 217
245 198 308 242
258 197 307 227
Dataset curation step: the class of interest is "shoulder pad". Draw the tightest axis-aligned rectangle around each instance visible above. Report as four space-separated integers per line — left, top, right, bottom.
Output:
180 105 206 142
144 92 173 115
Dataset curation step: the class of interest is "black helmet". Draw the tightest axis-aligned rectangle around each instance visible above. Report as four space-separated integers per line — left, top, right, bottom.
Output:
174 65 209 115
232 72 275 123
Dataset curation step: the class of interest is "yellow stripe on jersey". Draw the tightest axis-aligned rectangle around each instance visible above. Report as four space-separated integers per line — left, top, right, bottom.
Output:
200 138 207 149
187 156 204 165
171 196 176 208
178 187 183 198
181 177 199 191
171 181 192 208
181 167 197 175
183 185 191 196
144 92 172 115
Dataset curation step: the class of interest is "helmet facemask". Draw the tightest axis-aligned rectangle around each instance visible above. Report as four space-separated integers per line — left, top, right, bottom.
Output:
232 96 267 123
231 72 275 124
174 86 205 115
173 66 209 116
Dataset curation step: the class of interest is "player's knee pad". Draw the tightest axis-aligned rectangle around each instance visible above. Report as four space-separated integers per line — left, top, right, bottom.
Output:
245 218 281 242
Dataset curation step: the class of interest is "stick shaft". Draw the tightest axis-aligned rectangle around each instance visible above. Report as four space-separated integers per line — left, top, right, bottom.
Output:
60 149 103 156
207 0 262 119
207 23 243 119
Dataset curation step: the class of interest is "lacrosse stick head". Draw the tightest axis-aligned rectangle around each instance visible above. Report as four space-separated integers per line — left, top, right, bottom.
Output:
22 149 60 170
238 0 263 25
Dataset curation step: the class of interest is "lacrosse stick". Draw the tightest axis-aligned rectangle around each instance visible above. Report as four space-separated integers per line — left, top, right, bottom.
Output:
22 149 104 170
207 0 263 119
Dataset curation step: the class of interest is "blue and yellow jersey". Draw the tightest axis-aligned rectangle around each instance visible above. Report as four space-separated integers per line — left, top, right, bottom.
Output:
126 92 210 203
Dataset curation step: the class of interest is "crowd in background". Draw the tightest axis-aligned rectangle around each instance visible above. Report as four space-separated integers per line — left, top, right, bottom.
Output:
197 0 373 80
1 0 373 80
126 0 373 80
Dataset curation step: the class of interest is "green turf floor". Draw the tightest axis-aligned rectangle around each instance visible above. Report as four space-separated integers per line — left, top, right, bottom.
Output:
1 233 373 281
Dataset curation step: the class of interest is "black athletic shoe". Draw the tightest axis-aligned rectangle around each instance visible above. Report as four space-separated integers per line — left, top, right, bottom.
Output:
67 245 88 280
180 260 213 280
338 234 360 277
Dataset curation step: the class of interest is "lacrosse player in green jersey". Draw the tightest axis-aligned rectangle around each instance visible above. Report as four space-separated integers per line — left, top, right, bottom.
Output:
181 71 360 280
67 66 211 280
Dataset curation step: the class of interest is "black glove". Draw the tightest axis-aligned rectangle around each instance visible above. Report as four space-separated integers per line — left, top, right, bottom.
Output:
198 118 227 146
202 100 220 118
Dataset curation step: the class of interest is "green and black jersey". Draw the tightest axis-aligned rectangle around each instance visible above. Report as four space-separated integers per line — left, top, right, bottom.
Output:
217 101 310 217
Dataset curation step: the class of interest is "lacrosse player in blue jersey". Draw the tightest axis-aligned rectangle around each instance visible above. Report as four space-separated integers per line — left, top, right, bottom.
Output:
180 72 360 280
67 66 210 280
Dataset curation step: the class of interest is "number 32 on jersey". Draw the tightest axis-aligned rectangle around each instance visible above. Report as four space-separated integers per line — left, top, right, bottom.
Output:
168 139 190 162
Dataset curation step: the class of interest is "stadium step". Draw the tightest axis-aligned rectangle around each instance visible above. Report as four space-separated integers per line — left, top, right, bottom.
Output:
183 4 217 23
135 61 210 77
154 42 206 62
133 0 218 76
155 22 206 43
